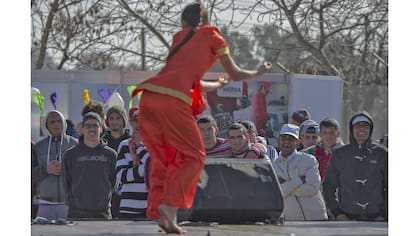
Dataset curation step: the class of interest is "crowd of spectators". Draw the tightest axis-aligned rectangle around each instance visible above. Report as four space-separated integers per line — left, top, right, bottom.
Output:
32 103 387 223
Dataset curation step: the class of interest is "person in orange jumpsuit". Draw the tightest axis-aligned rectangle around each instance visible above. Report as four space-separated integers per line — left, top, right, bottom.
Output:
252 81 272 134
132 2 272 234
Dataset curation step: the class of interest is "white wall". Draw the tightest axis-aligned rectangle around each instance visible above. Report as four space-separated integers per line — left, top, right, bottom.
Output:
288 73 343 128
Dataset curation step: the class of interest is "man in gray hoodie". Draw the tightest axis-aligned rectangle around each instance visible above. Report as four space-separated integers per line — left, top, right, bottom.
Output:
322 111 388 221
32 110 78 220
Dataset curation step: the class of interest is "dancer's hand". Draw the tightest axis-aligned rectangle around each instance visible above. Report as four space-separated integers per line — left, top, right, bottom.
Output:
200 78 230 92
257 61 273 76
218 77 230 88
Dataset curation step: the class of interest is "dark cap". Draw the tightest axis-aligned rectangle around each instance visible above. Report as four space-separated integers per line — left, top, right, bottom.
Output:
299 120 320 135
83 112 102 125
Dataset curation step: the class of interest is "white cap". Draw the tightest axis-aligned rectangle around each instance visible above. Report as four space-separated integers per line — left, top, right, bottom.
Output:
279 124 300 140
352 115 371 125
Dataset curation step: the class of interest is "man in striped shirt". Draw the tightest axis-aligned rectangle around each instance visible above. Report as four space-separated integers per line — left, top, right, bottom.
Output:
239 120 278 162
227 123 268 160
115 106 150 219
197 115 232 158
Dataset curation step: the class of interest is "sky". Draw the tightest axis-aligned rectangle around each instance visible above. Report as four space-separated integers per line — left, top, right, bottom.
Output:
0 1 418 235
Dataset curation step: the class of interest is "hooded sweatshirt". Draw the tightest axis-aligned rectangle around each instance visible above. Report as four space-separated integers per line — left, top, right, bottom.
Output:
62 136 117 212
32 110 78 203
322 112 388 220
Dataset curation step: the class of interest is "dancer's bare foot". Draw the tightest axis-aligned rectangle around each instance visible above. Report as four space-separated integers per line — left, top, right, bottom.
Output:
157 217 169 233
158 204 186 234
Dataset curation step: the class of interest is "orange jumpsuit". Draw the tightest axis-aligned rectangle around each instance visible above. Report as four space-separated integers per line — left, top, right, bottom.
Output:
136 25 229 220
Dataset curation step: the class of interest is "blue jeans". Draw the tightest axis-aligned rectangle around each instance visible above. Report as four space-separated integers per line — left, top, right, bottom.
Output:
36 203 68 220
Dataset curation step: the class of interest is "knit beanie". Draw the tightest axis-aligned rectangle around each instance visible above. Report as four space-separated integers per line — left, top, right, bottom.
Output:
106 105 128 127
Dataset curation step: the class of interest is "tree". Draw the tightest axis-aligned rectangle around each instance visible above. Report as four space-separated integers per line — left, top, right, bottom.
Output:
210 26 259 72
31 0 182 70
31 0 388 140
32 0 387 81
230 0 388 84
233 0 388 139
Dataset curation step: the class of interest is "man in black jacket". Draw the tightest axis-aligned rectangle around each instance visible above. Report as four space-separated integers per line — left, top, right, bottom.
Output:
63 112 117 219
322 111 387 221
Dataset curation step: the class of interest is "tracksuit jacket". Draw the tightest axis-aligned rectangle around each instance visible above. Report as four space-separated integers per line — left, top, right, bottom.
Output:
322 112 388 220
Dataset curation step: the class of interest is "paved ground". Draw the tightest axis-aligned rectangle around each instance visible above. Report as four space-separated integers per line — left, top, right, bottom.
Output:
31 220 388 236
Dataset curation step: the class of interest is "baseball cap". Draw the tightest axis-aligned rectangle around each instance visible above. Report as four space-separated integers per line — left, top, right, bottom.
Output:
300 120 320 135
129 106 140 120
279 124 299 140
83 112 102 125
352 115 372 125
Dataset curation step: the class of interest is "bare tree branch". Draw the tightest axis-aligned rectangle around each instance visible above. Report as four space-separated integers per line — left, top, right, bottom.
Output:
35 0 60 69
116 0 170 49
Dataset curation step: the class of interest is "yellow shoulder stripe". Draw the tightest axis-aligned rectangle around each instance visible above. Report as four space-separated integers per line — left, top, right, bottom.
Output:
216 47 230 56
137 83 192 105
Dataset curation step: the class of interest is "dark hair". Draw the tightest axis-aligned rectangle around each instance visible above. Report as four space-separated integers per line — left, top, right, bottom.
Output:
197 115 217 128
66 119 75 127
291 108 311 125
319 117 340 131
166 2 209 60
81 100 105 121
227 123 247 137
238 120 257 134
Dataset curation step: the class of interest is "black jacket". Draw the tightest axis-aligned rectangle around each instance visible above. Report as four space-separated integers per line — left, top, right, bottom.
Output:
62 137 117 212
322 111 388 220
102 129 131 151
